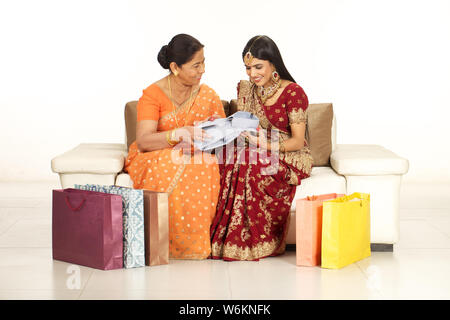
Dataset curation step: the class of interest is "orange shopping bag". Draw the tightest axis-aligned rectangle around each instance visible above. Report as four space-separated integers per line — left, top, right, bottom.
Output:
296 193 345 266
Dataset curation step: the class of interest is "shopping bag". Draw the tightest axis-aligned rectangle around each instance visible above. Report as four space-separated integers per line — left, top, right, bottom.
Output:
321 192 371 269
75 184 145 268
296 193 345 266
52 188 123 270
143 190 169 266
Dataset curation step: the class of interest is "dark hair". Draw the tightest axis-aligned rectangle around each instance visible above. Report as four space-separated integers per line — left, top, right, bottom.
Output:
157 34 204 70
242 35 296 83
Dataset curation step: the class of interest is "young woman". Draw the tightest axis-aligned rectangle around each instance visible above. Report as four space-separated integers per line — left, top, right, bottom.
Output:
210 35 313 261
125 34 225 259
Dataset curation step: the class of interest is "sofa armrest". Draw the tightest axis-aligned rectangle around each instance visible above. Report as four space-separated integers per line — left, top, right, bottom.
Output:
51 143 128 175
330 144 409 176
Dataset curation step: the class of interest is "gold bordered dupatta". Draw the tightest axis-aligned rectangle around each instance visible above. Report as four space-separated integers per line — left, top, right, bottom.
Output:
158 85 202 129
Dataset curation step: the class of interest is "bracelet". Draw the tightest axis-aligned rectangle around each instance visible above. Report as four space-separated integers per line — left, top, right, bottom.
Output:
166 130 179 146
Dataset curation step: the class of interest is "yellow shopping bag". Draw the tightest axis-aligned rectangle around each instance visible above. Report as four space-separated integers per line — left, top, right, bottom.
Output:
321 193 371 269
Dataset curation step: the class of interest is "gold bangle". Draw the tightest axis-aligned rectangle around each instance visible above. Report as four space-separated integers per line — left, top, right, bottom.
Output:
166 130 178 146
170 129 179 143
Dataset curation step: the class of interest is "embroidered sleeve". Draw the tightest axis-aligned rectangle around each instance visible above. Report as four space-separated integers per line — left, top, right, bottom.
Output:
237 80 252 111
286 84 309 125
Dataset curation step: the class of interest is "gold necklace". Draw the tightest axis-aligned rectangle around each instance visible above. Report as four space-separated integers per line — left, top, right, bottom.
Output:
257 80 281 104
167 75 194 127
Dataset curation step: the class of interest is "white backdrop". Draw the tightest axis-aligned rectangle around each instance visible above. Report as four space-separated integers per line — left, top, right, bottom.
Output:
1 0 449 182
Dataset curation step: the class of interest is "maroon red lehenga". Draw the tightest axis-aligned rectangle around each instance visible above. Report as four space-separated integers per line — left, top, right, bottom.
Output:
210 80 313 261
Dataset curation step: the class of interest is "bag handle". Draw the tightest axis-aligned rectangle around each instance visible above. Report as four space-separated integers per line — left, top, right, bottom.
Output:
306 193 340 201
344 192 370 202
327 192 370 206
64 196 86 211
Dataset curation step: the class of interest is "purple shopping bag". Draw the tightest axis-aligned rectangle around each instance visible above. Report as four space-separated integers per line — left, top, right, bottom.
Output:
52 188 123 270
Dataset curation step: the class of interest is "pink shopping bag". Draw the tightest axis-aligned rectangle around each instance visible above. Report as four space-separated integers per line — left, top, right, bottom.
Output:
52 188 123 270
296 193 345 266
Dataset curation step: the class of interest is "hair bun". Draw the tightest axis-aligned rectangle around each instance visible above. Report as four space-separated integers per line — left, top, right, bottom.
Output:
157 45 170 69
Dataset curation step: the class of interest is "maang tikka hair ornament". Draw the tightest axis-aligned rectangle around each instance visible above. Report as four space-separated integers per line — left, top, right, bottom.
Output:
244 36 263 66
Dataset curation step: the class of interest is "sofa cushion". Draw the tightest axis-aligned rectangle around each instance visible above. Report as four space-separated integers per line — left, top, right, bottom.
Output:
116 172 134 188
125 101 138 150
59 173 118 189
330 144 410 175
51 143 128 174
306 103 334 166
124 100 230 150
228 99 238 116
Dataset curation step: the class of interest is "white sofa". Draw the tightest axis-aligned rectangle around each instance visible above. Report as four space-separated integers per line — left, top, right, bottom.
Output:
51 104 409 251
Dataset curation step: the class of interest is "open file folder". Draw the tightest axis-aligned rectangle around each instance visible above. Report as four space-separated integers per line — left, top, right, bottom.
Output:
194 111 259 151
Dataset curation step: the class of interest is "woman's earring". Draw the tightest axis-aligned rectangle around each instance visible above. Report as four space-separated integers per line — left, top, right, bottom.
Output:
173 71 179 77
271 70 280 83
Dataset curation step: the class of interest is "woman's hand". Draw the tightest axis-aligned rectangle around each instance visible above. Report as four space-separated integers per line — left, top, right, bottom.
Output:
173 126 211 151
241 129 270 151
193 113 222 126
207 113 222 121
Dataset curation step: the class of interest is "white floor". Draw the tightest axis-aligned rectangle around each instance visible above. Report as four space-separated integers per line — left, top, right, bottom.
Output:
0 180 449 300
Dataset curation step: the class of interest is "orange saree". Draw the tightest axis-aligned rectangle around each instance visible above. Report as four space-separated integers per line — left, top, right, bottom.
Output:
124 83 226 259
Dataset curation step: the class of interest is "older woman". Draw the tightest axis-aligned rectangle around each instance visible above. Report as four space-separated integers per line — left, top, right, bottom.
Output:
210 35 313 261
125 34 225 259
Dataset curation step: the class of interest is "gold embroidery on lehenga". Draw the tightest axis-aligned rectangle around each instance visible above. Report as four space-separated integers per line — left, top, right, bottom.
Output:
240 227 251 242
245 164 253 199
221 170 233 200
212 237 283 260
229 193 244 232
278 130 313 181
279 147 313 179
218 225 226 239
255 177 274 237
